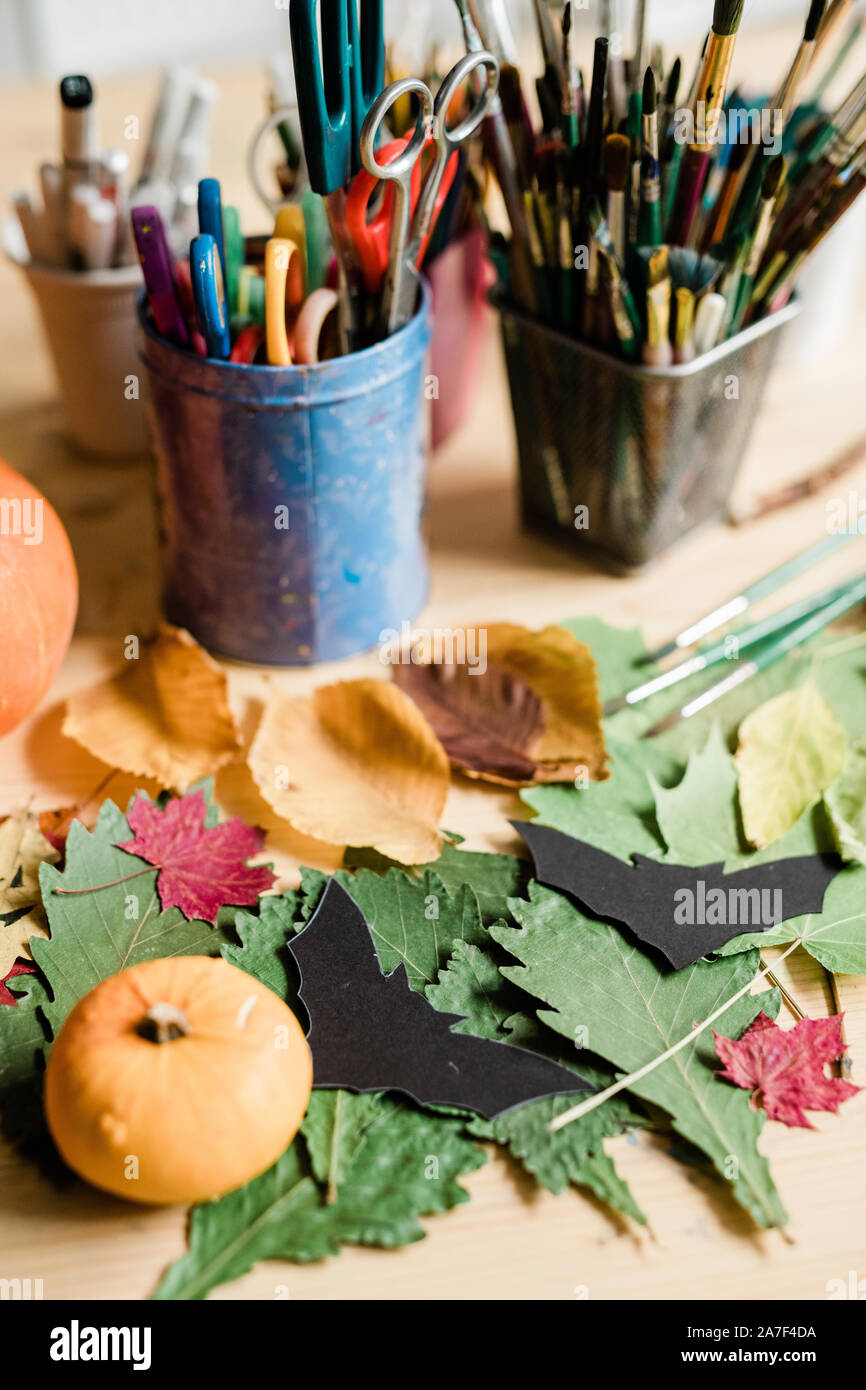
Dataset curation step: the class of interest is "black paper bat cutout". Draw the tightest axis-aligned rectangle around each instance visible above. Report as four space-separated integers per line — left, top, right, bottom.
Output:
287 879 592 1120
513 820 843 971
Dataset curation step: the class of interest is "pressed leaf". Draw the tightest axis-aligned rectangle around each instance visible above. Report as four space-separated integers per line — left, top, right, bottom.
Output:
715 1011 859 1129
36 795 236 1037
223 892 304 1000
301 1091 384 1200
115 790 276 924
62 623 242 791
248 680 450 865
0 809 59 975
0 962 35 1007
717 864 866 975
522 735 679 861
825 739 866 865
394 622 608 785
153 1102 485 1300
299 865 488 992
394 658 550 784
428 940 646 1222
736 682 847 849
344 840 531 928
492 883 788 1228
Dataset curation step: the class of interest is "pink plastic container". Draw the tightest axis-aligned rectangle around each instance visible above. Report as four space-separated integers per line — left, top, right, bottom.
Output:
428 227 491 450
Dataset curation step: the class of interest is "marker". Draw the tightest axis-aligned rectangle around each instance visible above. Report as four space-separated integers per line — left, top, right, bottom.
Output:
59 74 97 186
264 236 298 365
80 198 118 270
11 190 47 263
190 232 231 359
136 66 195 189
221 204 244 314
100 149 133 264
131 204 190 345
38 163 66 264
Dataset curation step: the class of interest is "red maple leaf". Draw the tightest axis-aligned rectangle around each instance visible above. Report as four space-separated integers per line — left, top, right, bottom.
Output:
0 962 35 1007
714 1011 860 1129
115 792 276 925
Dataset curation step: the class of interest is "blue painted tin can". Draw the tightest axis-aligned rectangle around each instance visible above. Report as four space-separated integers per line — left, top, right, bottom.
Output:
137 286 432 665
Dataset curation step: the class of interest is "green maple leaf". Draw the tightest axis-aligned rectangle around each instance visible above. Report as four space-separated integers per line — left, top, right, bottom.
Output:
649 729 866 975
825 739 866 866
0 970 52 1147
427 940 647 1223
344 840 530 928
492 883 787 1229
223 891 303 1001
153 1099 486 1300
523 735 679 860
299 865 488 992
36 797 235 1037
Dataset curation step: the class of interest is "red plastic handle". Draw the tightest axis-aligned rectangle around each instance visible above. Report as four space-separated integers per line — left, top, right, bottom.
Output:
345 134 458 293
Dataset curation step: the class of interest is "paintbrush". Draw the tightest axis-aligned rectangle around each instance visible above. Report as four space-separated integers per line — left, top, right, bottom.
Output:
659 56 682 147
807 0 856 76
561 2 581 149
729 433 866 524
607 573 865 714
453 0 538 313
639 529 861 665
645 571 866 737
638 67 663 246
499 63 535 189
728 154 786 334
532 0 561 71
627 90 643 246
582 37 610 211
701 136 748 249
728 0 827 245
811 13 864 106
668 0 746 246
605 132 631 261
673 286 696 362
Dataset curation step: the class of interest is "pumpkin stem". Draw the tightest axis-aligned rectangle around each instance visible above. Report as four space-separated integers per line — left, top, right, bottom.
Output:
137 1002 192 1044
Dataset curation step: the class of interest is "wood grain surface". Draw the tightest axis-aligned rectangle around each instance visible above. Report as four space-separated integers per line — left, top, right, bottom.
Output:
1 28 865 1300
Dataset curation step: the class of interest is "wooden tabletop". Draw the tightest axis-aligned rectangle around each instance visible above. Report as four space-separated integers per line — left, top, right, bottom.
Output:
2 31 866 1301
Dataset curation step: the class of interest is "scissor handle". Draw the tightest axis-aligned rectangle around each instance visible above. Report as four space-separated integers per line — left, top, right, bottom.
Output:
346 135 423 292
414 52 499 248
360 79 434 185
349 0 385 169
433 50 500 156
290 0 384 194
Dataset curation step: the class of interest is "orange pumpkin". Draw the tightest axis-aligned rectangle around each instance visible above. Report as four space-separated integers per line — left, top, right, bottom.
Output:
0 456 78 737
44 956 313 1205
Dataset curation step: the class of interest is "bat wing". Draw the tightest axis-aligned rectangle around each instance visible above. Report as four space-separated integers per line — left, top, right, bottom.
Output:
512 819 642 928
722 854 843 920
288 879 591 1121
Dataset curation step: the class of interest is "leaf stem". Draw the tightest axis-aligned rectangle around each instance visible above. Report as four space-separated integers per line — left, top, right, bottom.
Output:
53 867 155 895
548 938 804 1132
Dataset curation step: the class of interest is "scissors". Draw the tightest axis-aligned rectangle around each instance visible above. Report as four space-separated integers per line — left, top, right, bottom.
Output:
189 232 231 359
359 49 499 337
345 136 460 294
290 0 385 351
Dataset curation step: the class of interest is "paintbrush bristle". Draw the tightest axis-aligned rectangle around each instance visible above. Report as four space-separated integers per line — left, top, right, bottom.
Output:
563 1 571 38
643 66 657 114
605 132 631 192
805 0 827 42
664 56 682 106
763 152 787 199
713 0 746 37
498 63 525 125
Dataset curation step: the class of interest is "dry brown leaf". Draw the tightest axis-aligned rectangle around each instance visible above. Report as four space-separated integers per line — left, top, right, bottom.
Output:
247 680 450 865
62 623 241 791
393 623 607 786
0 808 59 975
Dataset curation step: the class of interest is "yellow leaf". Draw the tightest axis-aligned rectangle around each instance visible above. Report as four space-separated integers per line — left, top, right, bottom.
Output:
0 809 59 975
247 680 451 865
62 624 241 791
736 681 848 849
485 624 606 770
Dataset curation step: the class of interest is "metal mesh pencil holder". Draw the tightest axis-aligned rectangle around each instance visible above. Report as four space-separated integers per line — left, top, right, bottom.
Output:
497 298 801 571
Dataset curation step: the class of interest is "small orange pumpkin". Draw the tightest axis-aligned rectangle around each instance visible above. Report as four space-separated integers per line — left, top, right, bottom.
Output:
0 456 78 737
44 956 313 1205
